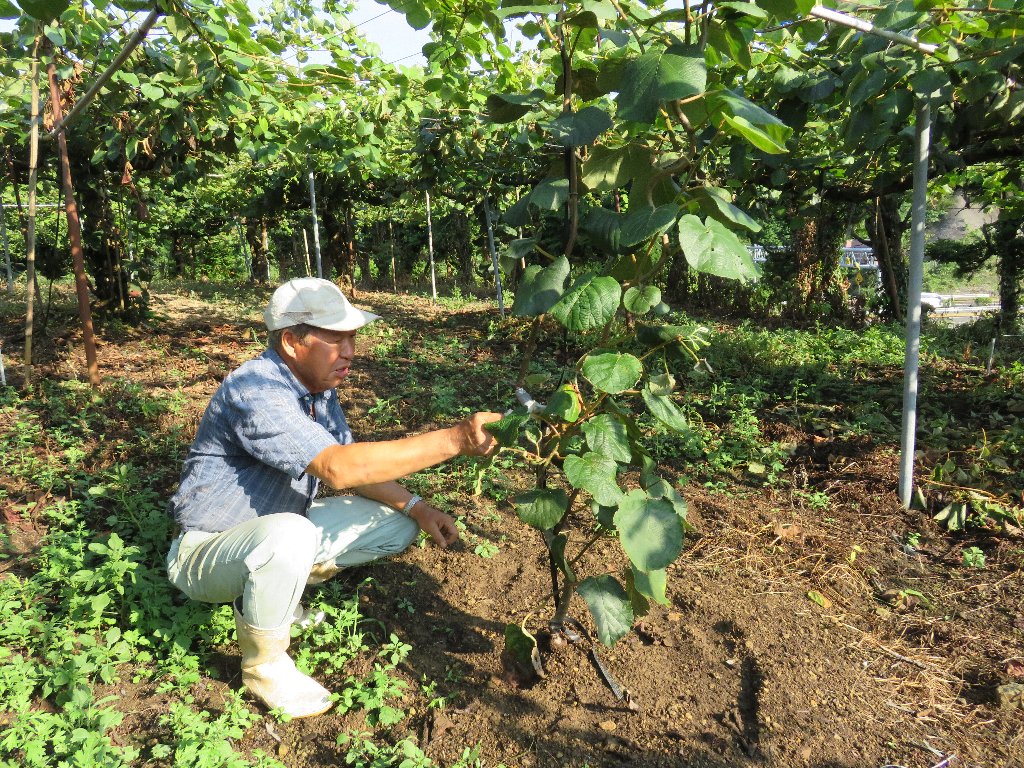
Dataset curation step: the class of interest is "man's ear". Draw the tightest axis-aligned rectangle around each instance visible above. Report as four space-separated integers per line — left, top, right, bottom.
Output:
278 328 304 360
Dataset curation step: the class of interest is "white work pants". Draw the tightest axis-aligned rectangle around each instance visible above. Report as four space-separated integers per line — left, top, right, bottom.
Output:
165 496 419 629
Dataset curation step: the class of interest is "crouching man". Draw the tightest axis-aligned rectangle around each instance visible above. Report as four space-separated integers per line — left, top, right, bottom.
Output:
165 277 501 718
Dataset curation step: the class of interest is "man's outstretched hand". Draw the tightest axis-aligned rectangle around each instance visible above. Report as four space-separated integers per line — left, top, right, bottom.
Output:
454 412 503 457
409 501 460 547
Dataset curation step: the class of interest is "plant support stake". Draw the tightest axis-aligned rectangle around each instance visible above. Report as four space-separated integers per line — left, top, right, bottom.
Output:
805 5 944 507
426 190 437 301
301 227 312 276
48 58 100 387
808 5 938 55
898 101 931 507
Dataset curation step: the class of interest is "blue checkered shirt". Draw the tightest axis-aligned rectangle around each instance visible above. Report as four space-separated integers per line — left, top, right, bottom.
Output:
168 349 353 533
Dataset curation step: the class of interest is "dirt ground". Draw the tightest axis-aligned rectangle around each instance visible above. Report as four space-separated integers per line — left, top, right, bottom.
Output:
4 285 1023 768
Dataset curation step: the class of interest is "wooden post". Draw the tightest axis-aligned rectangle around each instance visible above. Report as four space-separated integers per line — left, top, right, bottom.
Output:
47 58 100 387
301 227 311 276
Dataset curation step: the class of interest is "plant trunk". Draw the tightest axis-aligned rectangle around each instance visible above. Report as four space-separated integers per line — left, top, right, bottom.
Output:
993 216 1023 332
1 197 12 294
246 218 269 284
666 238 689 303
791 218 816 318
559 19 578 259
348 204 368 289
868 195 906 321
47 57 100 386
323 208 354 291
812 200 849 320
23 36 42 388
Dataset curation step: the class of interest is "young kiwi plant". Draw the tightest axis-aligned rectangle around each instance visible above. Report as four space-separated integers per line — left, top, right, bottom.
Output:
485 253 721 684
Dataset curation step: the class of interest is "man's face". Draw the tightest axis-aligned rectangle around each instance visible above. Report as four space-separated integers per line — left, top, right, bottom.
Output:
287 327 357 393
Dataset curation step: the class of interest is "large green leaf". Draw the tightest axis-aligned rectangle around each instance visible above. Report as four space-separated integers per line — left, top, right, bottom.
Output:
582 207 624 255
550 533 575 581
17 0 69 21
513 488 569 530
530 179 571 211
0 0 20 18
511 255 570 316
641 385 689 433
544 384 582 422
546 105 612 147
577 575 633 647
694 187 761 233
708 88 792 154
617 47 707 123
582 352 643 394
630 565 670 606
550 275 621 331
499 237 537 275
678 215 759 282
707 19 753 69
614 490 683 572
624 567 650 618
501 195 532 227
503 623 543 677
563 452 623 506
140 83 164 101
485 90 545 123
581 414 633 464
756 0 815 18
619 205 678 248
624 286 661 315
581 145 653 192
484 409 530 447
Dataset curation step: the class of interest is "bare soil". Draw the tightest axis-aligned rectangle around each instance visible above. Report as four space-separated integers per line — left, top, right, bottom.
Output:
4 285 1023 768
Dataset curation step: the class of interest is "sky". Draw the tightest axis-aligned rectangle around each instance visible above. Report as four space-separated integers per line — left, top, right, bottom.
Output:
0 2 434 66
346 0 431 67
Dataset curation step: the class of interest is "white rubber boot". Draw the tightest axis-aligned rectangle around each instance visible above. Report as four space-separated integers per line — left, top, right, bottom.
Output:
234 602 333 718
306 561 343 585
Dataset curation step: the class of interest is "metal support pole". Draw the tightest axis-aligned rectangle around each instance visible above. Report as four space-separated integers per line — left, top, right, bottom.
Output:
899 100 931 508
809 6 937 54
426 190 437 301
308 171 323 279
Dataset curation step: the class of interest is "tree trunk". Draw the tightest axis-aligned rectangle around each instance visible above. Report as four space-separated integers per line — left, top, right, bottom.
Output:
348 204 368 288
47 56 100 386
23 36 42 387
246 218 269 284
791 217 817 318
812 200 849 320
867 195 907 321
323 208 353 290
993 215 1023 332
666 244 690 303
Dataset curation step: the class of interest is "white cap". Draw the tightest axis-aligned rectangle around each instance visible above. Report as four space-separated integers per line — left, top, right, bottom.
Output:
264 278 380 331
